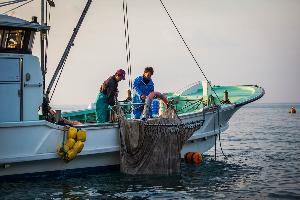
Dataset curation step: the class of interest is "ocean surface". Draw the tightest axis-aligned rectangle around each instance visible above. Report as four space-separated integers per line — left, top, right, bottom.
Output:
1 103 300 199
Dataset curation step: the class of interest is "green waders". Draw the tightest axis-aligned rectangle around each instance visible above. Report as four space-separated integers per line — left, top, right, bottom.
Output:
95 92 109 123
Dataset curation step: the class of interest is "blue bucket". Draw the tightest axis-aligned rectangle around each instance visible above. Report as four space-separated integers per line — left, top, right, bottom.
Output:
151 99 160 116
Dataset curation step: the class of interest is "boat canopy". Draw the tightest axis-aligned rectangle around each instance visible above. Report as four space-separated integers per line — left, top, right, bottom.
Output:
0 15 49 54
0 14 49 31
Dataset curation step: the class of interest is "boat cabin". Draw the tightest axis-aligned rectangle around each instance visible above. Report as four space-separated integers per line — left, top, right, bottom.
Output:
0 15 49 123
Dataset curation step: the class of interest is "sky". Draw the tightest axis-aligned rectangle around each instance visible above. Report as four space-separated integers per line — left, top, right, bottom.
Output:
1 0 300 105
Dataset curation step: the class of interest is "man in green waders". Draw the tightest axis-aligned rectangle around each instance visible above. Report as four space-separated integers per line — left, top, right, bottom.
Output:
95 69 126 123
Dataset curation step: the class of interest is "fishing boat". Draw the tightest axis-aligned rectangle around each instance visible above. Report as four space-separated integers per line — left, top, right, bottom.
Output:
0 1 264 179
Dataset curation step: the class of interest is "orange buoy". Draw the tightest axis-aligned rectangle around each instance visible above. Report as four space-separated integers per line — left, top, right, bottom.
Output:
289 107 296 114
184 152 202 164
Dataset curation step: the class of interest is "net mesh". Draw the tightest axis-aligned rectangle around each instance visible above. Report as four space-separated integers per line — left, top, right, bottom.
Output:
118 108 203 175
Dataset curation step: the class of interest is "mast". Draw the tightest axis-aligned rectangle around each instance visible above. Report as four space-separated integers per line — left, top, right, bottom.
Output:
40 0 45 93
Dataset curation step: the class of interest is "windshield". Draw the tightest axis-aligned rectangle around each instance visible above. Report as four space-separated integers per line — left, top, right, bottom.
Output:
0 28 34 54
0 29 26 48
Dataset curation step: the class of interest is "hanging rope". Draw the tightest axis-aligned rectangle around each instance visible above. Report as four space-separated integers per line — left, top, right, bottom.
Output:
213 107 217 160
122 0 133 91
217 107 228 159
2 0 34 14
158 0 222 104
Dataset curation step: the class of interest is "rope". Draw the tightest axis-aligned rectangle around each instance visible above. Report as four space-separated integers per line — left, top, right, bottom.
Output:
2 0 34 14
50 58 68 101
175 99 203 113
113 103 203 128
48 0 92 101
213 109 217 160
122 0 133 91
111 102 145 118
179 101 201 114
217 107 228 159
62 126 67 150
175 81 200 95
158 0 222 104
0 0 27 7
144 120 203 129
110 101 184 123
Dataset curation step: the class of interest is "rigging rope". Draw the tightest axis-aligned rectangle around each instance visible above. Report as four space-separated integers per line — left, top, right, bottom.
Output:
158 0 222 104
175 99 203 113
47 0 92 101
2 0 34 14
213 107 217 160
212 105 228 160
50 58 67 101
122 0 133 91
217 107 228 159
0 0 27 7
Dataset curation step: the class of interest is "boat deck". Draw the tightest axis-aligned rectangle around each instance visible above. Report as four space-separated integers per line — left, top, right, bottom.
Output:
62 84 264 123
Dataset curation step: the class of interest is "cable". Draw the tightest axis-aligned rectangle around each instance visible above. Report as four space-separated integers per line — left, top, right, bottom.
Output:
213 108 217 160
0 0 27 7
47 0 92 102
158 0 222 104
50 58 67 101
122 0 133 91
2 0 34 14
217 108 228 159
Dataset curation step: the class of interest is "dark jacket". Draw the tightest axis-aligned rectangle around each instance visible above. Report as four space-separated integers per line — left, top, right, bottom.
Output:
100 75 118 106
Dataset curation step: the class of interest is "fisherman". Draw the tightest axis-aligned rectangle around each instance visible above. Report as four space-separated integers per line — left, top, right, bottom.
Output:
289 106 296 114
95 69 126 123
132 67 154 119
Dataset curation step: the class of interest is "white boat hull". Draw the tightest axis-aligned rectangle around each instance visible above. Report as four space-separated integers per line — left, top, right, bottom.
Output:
0 104 238 178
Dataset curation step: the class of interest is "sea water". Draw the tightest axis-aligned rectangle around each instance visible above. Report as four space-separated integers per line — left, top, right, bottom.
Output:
1 103 299 199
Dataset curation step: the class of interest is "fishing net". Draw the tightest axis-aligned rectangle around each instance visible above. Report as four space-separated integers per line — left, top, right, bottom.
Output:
118 108 203 175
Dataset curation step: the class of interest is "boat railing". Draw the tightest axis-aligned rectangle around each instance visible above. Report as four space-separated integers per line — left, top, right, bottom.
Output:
174 81 201 96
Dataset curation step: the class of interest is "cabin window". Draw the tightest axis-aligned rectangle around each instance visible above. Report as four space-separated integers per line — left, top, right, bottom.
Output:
0 28 35 54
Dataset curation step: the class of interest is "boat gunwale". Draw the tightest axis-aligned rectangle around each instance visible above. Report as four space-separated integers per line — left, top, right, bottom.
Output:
0 85 264 129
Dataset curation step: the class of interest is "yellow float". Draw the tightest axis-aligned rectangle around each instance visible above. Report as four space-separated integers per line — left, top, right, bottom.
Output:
57 127 87 162
77 130 87 142
73 141 84 153
68 127 77 139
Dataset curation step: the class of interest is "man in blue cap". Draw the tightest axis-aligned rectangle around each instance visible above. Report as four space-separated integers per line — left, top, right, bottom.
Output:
95 69 126 123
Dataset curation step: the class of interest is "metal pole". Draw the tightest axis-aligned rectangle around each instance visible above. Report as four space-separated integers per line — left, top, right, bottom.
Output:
40 0 45 93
